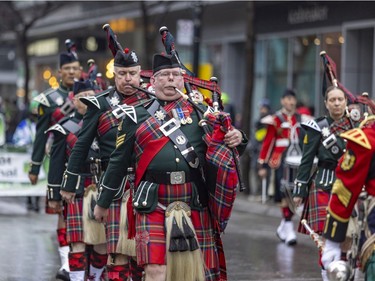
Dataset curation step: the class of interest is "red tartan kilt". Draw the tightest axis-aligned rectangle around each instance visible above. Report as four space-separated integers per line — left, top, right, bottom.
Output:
106 199 122 254
298 182 330 235
66 197 84 243
135 182 219 277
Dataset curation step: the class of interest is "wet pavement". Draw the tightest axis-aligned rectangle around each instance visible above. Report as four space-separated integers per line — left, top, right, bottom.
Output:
0 195 365 281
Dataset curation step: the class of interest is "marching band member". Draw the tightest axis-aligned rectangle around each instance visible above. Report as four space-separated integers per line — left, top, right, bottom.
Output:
30 45 81 281
322 116 375 280
257 89 302 246
47 80 107 281
94 53 247 281
293 86 350 280
60 48 148 281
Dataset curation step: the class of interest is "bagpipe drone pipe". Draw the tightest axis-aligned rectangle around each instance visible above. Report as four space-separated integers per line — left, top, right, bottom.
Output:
320 51 375 122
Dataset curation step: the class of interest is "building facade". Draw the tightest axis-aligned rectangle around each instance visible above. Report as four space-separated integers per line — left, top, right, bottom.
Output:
1 1 375 128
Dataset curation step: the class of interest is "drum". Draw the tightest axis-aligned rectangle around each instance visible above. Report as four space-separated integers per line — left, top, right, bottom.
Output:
282 155 302 190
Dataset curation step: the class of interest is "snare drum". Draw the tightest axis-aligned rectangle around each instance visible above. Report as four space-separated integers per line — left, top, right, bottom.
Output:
282 155 302 190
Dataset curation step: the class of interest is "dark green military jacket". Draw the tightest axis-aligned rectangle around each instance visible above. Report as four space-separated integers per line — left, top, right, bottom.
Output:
293 116 347 198
97 97 248 209
30 84 73 175
46 111 84 201
61 88 148 193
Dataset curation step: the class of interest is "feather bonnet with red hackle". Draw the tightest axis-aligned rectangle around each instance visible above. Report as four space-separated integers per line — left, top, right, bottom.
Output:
102 23 140 68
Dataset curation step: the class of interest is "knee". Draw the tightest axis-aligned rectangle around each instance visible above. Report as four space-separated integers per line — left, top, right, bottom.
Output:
71 242 85 253
145 264 166 281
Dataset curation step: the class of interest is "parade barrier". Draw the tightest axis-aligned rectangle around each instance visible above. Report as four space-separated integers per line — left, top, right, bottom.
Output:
0 146 48 196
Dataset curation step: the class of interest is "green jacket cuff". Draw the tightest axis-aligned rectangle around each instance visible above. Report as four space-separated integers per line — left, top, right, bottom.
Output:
61 170 80 193
29 163 41 175
293 181 309 198
47 186 62 201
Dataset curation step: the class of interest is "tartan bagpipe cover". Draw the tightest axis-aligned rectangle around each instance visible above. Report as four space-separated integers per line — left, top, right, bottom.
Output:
203 112 240 233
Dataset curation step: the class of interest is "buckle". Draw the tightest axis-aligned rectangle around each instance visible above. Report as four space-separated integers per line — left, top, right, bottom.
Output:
322 134 337 149
60 100 75 115
159 118 180 137
170 171 185 184
112 105 125 119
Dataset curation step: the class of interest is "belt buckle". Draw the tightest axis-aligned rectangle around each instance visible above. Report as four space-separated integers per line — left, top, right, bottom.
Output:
159 118 180 137
170 171 185 184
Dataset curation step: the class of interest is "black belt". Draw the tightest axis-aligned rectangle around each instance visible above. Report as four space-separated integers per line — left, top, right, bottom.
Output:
145 170 201 185
318 161 337 170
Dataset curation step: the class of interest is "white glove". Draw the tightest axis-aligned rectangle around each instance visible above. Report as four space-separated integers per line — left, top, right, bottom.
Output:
322 239 341 269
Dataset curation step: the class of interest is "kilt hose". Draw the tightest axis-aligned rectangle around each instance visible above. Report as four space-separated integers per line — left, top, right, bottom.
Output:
135 182 220 281
298 181 330 235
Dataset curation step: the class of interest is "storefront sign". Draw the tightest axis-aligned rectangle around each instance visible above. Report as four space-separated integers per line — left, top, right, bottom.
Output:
288 5 328 25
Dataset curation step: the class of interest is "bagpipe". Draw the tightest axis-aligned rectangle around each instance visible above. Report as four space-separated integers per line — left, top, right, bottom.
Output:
320 51 375 122
157 26 246 232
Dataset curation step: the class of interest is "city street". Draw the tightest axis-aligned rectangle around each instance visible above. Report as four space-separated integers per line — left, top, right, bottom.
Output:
0 195 360 281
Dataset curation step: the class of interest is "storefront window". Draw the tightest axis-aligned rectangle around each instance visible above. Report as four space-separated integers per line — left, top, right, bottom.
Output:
292 35 317 113
266 38 288 110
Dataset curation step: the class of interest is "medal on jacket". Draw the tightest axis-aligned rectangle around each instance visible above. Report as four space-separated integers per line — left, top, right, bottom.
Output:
109 96 120 106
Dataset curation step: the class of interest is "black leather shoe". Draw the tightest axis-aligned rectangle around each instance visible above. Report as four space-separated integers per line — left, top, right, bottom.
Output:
56 269 70 281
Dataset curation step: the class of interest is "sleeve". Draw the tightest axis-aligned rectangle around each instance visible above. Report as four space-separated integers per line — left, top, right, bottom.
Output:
323 139 372 242
96 116 137 208
47 132 66 201
61 105 100 193
257 122 276 167
293 127 321 198
29 105 53 175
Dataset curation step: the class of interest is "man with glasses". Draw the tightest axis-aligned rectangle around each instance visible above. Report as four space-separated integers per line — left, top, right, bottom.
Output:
94 53 247 281
61 48 149 281
29 48 81 281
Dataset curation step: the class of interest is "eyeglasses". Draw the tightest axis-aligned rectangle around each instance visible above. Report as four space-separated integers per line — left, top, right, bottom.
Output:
155 71 183 78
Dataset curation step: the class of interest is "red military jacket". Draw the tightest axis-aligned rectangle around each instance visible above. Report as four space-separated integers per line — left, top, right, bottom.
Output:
323 123 375 242
257 110 300 169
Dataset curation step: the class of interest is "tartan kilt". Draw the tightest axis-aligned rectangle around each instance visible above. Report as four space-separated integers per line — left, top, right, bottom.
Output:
298 181 330 235
66 197 84 243
135 182 220 280
106 199 122 254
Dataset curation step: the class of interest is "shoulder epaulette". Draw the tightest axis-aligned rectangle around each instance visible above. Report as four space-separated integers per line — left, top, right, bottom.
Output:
340 128 372 150
260 114 274 125
44 124 67 135
112 104 137 123
80 96 100 109
301 119 321 132
33 92 50 107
